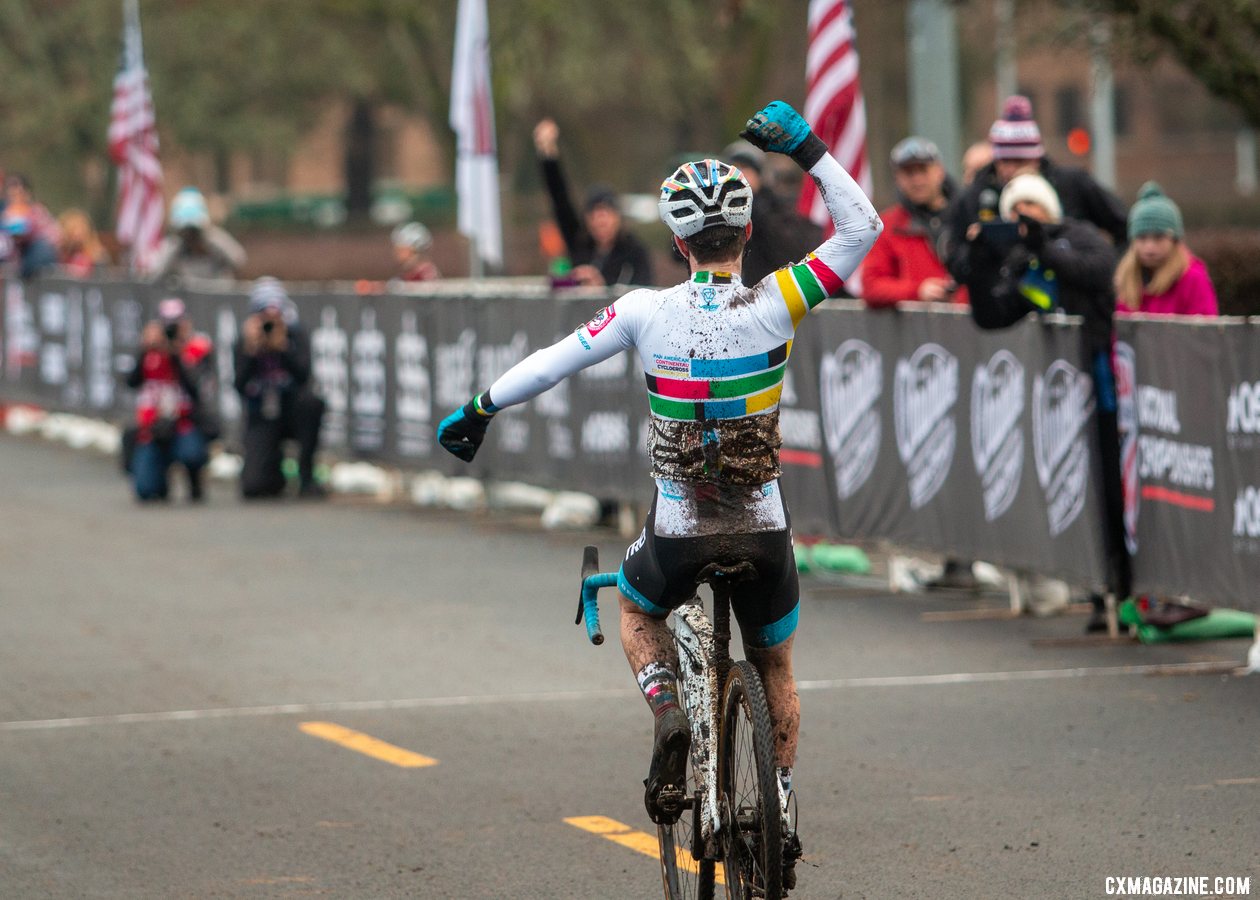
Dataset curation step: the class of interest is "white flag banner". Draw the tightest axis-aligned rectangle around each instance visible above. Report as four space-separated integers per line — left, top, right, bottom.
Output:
450 0 503 271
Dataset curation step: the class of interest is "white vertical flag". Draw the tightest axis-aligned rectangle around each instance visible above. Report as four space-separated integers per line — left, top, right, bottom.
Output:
108 0 164 273
450 0 503 272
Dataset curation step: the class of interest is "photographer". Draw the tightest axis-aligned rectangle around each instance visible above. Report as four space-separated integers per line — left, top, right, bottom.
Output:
150 187 246 284
233 277 326 499
957 173 1130 627
125 298 213 502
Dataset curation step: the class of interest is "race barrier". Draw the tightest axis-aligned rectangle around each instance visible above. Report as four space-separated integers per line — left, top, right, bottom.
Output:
3 276 1257 611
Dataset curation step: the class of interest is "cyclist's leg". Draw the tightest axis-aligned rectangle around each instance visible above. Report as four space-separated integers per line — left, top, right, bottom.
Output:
728 527 801 771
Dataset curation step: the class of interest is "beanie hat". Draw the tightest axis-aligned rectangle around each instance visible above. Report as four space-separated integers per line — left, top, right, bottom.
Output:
248 276 290 313
999 173 1062 223
722 139 765 175
169 187 210 230
1128 181 1183 240
988 95 1044 160
157 298 186 323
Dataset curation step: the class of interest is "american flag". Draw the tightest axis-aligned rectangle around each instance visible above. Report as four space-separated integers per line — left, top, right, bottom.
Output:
798 0 872 230
108 0 164 273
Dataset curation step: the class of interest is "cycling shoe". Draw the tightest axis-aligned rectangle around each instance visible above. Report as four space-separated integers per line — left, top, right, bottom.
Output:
643 707 690 824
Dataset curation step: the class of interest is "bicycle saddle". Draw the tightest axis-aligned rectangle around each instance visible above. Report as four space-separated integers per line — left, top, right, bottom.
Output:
695 560 758 584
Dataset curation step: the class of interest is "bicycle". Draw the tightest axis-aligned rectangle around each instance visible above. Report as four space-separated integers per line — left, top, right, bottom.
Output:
577 546 789 899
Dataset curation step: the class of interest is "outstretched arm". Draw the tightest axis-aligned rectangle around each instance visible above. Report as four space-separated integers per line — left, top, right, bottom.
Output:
437 296 641 461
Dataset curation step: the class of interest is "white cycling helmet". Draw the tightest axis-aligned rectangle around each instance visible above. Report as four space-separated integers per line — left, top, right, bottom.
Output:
391 221 433 253
658 159 753 239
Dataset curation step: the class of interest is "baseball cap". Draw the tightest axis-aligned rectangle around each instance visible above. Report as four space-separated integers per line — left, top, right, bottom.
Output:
890 136 942 167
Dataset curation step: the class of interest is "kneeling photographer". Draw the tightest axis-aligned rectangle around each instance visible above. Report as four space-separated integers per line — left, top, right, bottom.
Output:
125 298 214 502
233 277 326 499
954 174 1130 628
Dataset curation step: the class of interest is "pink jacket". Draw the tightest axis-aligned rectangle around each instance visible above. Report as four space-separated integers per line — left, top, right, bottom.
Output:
1124 255 1218 317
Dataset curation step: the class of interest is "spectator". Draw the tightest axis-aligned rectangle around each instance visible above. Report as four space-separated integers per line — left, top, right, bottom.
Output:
720 139 822 285
390 221 441 283
1114 182 1218 317
125 298 213 502
233 277 326 499
860 136 968 309
2 173 60 279
57 209 109 278
150 187 246 283
945 95 1127 282
532 118 652 287
961 140 993 187
956 173 1130 625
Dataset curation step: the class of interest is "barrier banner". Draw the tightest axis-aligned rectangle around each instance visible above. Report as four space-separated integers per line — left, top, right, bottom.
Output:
8 276 1258 608
810 306 1108 588
1115 318 1260 608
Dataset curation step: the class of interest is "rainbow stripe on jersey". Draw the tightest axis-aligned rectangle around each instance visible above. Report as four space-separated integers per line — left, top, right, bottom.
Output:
646 341 790 421
774 254 845 327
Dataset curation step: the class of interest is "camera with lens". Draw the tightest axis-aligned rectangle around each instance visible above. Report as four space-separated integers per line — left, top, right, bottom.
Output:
164 322 180 342
262 319 275 335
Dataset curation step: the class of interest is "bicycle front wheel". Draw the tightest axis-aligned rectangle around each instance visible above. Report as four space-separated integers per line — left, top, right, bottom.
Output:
719 660 782 900
658 749 716 899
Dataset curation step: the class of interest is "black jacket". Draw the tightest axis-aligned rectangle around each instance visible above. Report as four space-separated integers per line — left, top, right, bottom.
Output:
540 158 652 286
945 157 1127 283
233 321 313 397
958 215 1117 349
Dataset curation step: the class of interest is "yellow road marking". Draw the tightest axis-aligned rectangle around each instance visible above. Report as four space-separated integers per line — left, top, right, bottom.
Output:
564 815 725 885
299 721 437 768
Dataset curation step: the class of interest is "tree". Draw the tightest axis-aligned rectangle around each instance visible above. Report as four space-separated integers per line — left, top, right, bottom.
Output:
1075 0 1260 128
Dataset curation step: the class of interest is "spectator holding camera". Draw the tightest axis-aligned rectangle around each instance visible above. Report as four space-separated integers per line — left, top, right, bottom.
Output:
1114 182 1218 317
945 96 1126 281
957 173 1130 625
233 277 326 499
860 136 968 309
532 118 652 287
125 298 214 502
150 187 246 284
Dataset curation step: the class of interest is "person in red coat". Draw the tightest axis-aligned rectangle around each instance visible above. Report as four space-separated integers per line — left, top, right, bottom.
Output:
860 136 968 309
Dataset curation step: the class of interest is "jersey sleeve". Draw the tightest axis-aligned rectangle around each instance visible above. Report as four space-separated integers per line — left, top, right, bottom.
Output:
486 292 644 409
756 152 882 335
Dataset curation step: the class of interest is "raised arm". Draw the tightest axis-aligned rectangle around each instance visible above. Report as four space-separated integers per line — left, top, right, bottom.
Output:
740 101 881 327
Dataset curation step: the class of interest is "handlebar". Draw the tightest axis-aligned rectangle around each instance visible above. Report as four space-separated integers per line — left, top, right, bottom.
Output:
576 545 617 646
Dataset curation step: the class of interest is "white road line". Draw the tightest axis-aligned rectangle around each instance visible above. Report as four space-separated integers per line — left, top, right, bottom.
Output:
0 661 1237 732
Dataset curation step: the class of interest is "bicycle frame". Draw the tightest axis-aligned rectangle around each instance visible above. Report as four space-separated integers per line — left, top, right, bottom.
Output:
672 597 725 857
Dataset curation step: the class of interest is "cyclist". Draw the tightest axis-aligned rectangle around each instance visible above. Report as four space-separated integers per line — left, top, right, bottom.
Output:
438 101 880 889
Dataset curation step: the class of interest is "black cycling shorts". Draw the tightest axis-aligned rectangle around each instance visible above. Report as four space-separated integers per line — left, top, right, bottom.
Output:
618 493 799 648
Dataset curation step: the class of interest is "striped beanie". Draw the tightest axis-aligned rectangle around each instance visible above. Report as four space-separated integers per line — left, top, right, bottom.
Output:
989 95 1044 160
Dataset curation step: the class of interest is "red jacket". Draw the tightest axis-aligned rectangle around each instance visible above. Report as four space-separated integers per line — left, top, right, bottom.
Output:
859 203 968 308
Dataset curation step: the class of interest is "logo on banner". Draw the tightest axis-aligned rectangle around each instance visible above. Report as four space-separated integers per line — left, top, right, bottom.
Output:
214 307 240 425
1236 486 1260 555
86 289 114 410
970 350 1025 521
894 343 958 509
435 328 476 408
1136 382 1215 511
581 410 630 455
779 368 823 465
38 291 68 388
395 311 431 457
351 307 387 451
1033 360 1094 536
312 307 349 446
63 288 85 407
819 339 882 499
1227 380 1260 450
582 305 617 337
1114 341 1139 554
